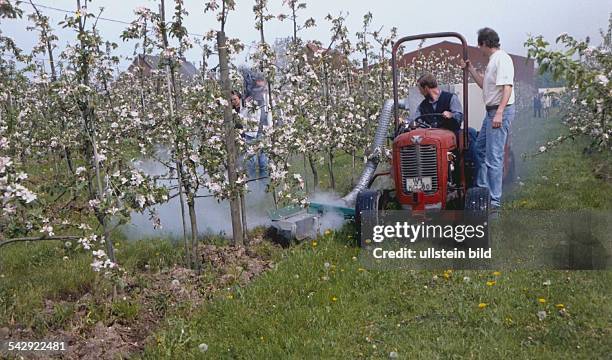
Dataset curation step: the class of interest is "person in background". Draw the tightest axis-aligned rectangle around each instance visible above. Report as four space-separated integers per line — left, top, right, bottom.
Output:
231 90 245 131
533 94 542 118
543 94 552 118
461 27 516 209
231 90 242 114
242 73 272 180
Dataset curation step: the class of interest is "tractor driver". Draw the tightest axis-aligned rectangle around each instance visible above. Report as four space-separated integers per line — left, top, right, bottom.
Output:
408 73 479 173
410 73 463 131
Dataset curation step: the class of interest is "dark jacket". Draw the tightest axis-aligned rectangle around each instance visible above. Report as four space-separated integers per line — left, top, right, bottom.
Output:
417 91 459 132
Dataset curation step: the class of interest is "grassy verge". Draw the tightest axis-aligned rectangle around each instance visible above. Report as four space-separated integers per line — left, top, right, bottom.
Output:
0 237 184 335
145 233 610 359
144 113 611 359
505 109 612 209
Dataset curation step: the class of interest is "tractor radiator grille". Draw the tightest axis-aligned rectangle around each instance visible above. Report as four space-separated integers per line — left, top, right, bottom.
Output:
399 144 439 195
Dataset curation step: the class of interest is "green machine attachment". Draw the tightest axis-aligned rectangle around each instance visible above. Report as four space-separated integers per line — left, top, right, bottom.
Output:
268 202 354 240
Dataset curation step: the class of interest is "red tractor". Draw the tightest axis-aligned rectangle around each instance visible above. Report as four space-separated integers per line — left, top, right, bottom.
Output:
353 32 515 229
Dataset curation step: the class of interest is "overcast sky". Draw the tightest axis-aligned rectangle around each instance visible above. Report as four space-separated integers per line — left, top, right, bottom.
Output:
1 0 610 70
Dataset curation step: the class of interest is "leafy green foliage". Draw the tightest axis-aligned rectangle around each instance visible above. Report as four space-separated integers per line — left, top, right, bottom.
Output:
525 14 611 151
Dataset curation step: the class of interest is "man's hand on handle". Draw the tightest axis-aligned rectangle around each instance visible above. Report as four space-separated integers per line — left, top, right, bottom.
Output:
459 59 483 89
459 59 473 71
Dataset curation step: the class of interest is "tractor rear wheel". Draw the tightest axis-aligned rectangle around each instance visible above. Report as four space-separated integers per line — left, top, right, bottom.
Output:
355 190 384 247
464 187 491 212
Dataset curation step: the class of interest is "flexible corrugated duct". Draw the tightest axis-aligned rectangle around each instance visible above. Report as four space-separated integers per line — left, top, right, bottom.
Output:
342 99 396 206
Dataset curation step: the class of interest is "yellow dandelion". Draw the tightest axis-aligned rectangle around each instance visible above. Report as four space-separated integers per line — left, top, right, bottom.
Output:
486 280 496 286
311 240 318 247
492 271 501 276
478 303 488 309
555 303 565 309
331 296 338 302
324 229 332 236
538 298 547 304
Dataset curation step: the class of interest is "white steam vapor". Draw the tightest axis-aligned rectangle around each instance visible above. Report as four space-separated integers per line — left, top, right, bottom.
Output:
123 149 273 239
308 191 349 234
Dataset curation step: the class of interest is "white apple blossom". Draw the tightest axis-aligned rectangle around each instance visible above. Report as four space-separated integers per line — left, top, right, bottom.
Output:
40 224 54 236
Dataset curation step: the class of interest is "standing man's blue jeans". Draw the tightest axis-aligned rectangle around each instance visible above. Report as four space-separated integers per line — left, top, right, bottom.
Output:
244 135 269 179
475 105 515 207
247 151 268 179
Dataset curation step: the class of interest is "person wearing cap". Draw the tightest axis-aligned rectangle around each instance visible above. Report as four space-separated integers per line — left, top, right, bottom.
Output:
242 72 272 180
461 27 515 209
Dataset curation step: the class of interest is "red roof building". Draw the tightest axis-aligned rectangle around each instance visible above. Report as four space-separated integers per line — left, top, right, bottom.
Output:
397 41 535 86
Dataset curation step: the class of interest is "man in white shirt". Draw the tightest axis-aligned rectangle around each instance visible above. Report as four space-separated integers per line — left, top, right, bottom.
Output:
461 27 515 209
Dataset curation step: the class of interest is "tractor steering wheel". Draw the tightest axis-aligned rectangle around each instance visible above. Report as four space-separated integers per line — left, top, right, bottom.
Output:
410 113 446 129
394 113 447 138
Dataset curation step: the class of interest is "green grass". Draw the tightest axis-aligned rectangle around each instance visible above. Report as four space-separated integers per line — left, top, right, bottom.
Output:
506 138 612 209
0 236 184 334
143 112 611 359
506 110 612 210
0 241 97 334
144 230 611 359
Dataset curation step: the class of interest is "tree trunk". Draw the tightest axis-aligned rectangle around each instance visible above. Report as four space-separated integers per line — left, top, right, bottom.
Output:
159 0 191 267
171 161 190 268
327 150 335 190
187 195 199 271
362 58 371 136
240 193 248 245
217 30 244 246
303 153 309 193
76 0 114 262
351 150 356 187
308 154 318 191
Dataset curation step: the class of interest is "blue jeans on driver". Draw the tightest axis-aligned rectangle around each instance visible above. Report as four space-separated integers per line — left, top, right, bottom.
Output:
244 134 269 180
475 105 515 207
